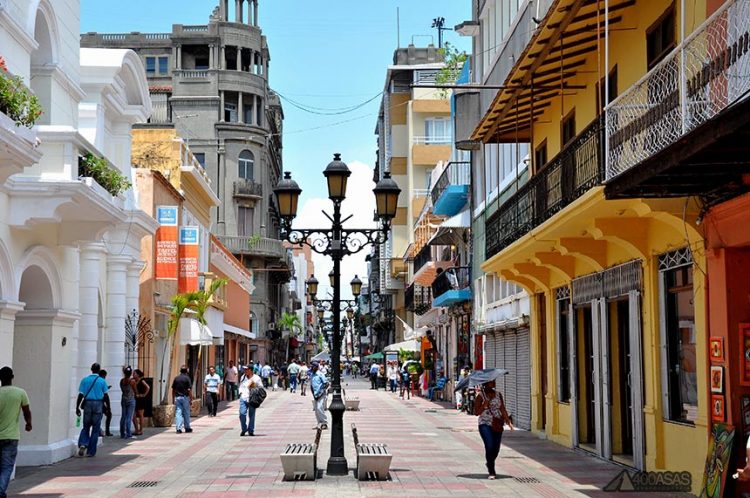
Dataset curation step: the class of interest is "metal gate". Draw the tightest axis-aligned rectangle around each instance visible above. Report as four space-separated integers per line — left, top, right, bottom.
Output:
484 328 531 430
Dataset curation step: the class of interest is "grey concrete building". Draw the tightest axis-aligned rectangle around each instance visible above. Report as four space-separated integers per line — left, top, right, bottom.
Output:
81 0 293 363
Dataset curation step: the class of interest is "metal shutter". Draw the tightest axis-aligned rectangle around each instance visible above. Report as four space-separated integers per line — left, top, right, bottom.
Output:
484 333 497 370
503 332 518 428
515 328 531 430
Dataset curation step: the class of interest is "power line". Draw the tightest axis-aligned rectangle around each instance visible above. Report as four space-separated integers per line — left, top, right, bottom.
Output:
276 91 383 116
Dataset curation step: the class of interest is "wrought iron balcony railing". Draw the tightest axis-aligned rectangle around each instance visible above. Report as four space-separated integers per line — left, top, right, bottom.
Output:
606 0 750 180
216 235 286 259
405 283 432 315
413 243 432 275
485 116 604 260
233 179 262 198
432 266 471 299
431 161 470 206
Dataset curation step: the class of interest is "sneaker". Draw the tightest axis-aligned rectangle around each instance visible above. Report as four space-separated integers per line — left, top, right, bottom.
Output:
185 428 193 433
78 445 86 457
176 429 182 434
488 475 496 480
248 431 254 436
240 430 246 437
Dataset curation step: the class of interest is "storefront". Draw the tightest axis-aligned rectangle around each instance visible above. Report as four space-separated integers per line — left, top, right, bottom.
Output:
484 326 531 430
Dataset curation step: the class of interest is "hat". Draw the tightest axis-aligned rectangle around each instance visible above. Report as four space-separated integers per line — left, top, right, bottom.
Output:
243 365 252 370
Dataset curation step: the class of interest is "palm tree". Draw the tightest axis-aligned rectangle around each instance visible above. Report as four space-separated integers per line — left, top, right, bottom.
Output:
189 278 228 389
159 291 201 405
278 311 302 360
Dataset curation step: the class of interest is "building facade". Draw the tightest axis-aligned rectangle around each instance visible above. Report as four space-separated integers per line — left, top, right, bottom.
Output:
0 0 155 464
81 1 290 352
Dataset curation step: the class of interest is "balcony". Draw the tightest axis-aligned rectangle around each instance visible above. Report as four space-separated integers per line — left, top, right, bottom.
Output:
233 179 262 199
485 117 604 260
432 266 472 307
412 243 453 287
412 137 452 166
216 235 286 259
0 110 41 182
405 283 432 315
431 161 470 216
605 0 750 203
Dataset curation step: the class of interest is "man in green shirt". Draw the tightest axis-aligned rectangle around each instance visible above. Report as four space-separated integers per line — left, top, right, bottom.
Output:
0 366 32 498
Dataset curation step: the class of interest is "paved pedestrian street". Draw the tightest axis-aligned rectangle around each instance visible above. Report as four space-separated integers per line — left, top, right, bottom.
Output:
9 379 692 498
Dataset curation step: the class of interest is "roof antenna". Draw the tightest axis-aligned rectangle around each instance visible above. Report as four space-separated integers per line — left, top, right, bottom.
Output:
431 17 451 48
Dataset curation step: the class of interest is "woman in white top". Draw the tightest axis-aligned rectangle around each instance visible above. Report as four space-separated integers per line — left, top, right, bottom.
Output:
475 380 513 479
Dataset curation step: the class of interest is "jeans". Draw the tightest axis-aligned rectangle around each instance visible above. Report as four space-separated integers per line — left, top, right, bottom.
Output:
300 379 307 396
0 440 18 498
207 392 218 416
78 400 104 456
174 396 191 431
370 373 377 389
313 394 327 426
289 373 298 392
120 398 135 438
239 398 256 434
389 379 397 393
478 424 503 476
226 382 237 401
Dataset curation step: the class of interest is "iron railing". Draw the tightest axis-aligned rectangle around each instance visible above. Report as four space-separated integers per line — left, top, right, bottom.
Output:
431 161 470 206
432 266 471 299
216 235 286 259
413 244 433 274
485 116 604 260
233 179 262 198
606 0 750 179
405 283 433 315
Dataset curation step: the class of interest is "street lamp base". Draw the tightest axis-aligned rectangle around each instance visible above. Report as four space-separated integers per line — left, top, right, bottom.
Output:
326 456 349 476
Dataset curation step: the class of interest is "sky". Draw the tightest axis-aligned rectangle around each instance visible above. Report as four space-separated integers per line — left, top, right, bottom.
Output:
81 0 471 301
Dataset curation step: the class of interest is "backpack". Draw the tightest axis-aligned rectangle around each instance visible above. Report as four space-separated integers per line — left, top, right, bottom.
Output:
249 386 267 408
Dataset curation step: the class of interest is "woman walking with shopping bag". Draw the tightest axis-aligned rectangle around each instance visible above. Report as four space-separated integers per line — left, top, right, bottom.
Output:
475 379 513 480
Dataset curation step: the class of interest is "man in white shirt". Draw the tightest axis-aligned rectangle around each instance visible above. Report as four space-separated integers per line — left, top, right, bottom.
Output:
203 366 222 417
287 360 300 393
238 366 261 436
261 363 272 388
224 361 239 401
298 362 309 396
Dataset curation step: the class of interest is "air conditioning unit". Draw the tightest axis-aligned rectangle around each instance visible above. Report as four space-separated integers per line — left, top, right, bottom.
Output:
268 322 276 330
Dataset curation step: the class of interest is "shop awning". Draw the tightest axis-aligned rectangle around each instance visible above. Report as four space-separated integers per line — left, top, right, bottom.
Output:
179 317 214 346
428 209 470 247
384 339 421 353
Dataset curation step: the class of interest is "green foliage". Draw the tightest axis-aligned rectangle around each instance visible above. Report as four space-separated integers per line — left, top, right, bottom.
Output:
79 153 132 197
407 362 423 375
247 234 262 247
278 311 303 338
398 348 417 363
435 42 468 99
0 61 43 128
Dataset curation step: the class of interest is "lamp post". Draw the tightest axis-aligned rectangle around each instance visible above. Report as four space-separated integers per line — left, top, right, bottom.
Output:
275 154 400 475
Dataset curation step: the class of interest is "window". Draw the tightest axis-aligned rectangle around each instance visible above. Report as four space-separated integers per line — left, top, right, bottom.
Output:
193 153 205 168
534 140 548 171
145 57 156 75
244 98 254 125
225 102 237 123
424 118 452 144
238 150 254 180
663 263 696 424
158 56 169 75
647 7 676 69
256 98 263 127
425 169 433 190
238 206 254 236
557 297 571 403
561 110 576 147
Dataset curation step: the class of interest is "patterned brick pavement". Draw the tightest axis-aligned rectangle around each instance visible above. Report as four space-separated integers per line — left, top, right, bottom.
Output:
8 378 694 497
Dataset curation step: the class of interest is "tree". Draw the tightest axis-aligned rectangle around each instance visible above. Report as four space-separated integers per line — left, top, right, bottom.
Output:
159 292 201 405
189 278 229 390
278 311 303 360
435 42 468 99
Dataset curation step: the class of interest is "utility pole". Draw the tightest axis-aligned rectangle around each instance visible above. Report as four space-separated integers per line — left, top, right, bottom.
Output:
431 17 451 48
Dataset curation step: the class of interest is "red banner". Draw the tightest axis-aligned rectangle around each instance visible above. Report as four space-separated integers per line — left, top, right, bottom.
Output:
178 226 200 293
155 206 178 280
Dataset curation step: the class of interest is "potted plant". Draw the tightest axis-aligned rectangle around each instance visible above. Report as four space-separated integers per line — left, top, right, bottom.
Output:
0 55 43 129
407 362 423 386
79 152 132 197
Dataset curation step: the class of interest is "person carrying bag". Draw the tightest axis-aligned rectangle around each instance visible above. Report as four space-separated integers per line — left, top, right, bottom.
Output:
474 380 513 480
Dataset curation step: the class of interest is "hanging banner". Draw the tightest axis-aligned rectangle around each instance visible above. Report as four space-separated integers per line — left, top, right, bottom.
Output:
155 206 178 280
178 226 200 293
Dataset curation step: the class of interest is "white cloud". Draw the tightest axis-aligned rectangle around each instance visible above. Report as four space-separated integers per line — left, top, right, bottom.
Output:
293 160 376 305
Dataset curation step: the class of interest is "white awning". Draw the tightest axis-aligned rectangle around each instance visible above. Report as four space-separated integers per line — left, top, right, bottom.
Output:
179 317 214 346
428 208 471 247
384 339 421 353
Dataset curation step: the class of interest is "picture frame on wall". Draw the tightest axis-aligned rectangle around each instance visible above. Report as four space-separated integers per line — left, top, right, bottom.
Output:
742 323 750 386
712 395 726 422
711 365 724 394
710 336 725 363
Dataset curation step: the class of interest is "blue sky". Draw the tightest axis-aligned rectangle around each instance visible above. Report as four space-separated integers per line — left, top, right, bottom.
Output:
81 1 471 297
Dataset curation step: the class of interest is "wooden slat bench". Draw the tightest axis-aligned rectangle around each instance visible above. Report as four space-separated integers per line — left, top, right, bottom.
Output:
280 427 322 480
352 423 392 481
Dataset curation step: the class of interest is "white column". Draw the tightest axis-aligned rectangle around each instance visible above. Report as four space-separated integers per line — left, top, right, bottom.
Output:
0 300 24 367
172 46 178 69
220 91 225 122
209 44 215 69
254 0 258 26
126 262 143 370
176 45 182 69
221 45 226 70
77 243 106 380
236 0 242 22
104 255 131 424
238 92 244 124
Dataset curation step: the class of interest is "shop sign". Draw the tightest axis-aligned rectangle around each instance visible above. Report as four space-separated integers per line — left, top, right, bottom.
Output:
155 206 178 279
178 226 199 292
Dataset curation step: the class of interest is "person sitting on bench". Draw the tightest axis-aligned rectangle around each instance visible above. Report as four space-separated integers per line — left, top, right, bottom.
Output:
427 376 447 401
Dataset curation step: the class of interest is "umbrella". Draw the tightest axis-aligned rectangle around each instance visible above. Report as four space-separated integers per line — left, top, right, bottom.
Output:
454 368 509 392
312 351 331 362
364 352 383 361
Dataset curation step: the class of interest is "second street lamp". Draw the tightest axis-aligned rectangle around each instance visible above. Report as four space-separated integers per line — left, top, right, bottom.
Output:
274 153 400 476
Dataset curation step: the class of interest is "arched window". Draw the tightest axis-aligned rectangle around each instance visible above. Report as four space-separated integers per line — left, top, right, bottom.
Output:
249 312 259 336
239 150 254 180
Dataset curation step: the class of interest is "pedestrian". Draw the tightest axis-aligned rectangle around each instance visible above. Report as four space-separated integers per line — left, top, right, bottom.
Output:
287 359 300 393
272 365 279 391
224 360 238 401
238 365 261 436
75 362 109 457
400 367 411 400
172 366 193 434
98 369 113 437
253 361 261 376
119 366 136 439
261 362 272 388
280 362 288 390
133 369 149 435
203 365 222 417
475 380 513 480
299 362 309 396
310 362 329 430
319 360 329 378
0 367 32 498
387 362 399 393
369 362 379 390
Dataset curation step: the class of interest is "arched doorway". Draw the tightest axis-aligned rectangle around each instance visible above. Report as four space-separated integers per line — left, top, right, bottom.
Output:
29 2 57 125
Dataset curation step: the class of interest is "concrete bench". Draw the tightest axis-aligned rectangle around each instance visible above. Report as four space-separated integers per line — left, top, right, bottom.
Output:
352 424 392 481
280 428 322 480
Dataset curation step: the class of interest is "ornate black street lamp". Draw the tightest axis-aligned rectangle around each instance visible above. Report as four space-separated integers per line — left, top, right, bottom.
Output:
274 154 400 475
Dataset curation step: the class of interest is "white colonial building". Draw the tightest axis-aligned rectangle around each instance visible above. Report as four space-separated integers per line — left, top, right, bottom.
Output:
0 0 156 465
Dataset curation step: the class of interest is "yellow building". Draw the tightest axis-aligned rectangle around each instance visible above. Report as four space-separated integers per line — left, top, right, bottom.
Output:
468 0 719 491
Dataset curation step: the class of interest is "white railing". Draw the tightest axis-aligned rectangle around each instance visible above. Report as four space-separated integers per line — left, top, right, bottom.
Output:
183 25 208 32
412 135 452 145
606 0 750 180
179 70 209 79
101 34 126 41
144 33 170 40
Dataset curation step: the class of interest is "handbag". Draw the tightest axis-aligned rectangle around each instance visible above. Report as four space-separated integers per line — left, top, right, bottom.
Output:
491 415 504 433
